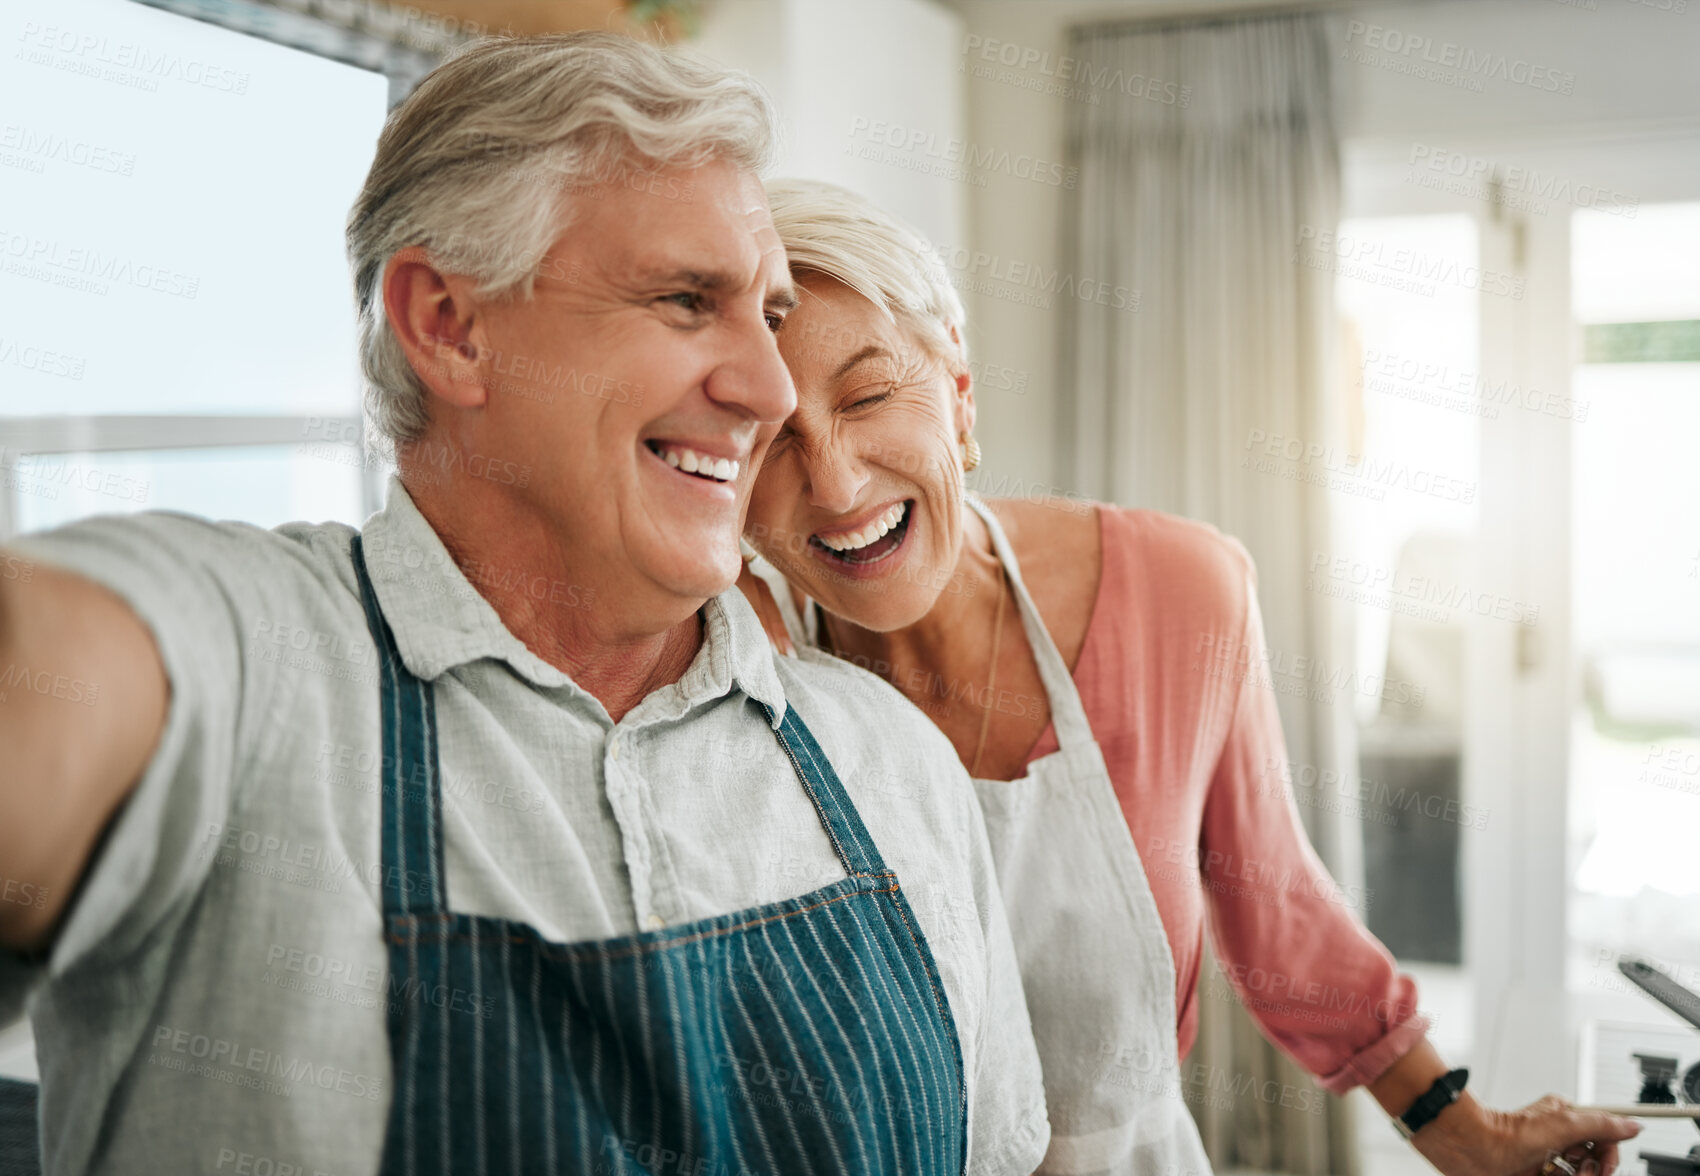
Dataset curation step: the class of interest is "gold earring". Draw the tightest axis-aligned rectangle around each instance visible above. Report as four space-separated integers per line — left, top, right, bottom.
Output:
960 431 982 473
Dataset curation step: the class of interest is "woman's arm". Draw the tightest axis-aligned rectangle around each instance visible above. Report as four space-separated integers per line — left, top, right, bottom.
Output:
1197 569 1427 1083
1201 568 1639 1174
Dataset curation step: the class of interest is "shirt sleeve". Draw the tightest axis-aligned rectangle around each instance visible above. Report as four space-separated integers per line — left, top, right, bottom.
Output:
1198 565 1430 1094
963 772 1051 1176
0 512 303 1018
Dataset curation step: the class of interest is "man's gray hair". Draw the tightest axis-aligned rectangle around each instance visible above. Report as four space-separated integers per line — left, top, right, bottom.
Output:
763 178 968 367
347 33 776 446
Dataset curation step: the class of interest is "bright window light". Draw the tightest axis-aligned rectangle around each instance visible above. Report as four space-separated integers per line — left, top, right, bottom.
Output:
0 0 388 419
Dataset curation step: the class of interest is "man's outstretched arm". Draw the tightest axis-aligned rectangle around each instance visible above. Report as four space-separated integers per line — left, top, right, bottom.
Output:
0 556 169 954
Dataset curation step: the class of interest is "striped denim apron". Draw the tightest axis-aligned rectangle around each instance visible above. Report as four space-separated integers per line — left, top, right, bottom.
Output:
351 537 967 1176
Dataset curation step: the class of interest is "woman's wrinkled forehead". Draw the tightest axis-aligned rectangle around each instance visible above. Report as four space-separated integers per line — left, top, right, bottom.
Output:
778 273 951 393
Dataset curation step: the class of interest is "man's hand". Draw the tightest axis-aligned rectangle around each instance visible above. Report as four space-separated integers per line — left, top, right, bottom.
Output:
1412 1093 1641 1176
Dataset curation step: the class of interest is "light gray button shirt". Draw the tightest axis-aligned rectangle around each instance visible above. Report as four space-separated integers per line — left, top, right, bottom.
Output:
0 478 1048 1176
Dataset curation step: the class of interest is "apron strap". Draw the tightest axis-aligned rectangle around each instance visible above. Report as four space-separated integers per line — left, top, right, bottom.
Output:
765 703 894 878
351 535 449 917
964 495 1105 774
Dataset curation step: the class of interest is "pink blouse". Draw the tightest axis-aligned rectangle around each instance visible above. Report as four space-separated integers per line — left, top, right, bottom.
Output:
1021 505 1428 1093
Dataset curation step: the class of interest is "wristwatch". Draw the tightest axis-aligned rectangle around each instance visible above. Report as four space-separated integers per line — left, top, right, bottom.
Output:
1393 1068 1469 1141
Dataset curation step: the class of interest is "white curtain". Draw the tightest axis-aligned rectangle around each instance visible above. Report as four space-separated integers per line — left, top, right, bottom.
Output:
1060 13 1360 1174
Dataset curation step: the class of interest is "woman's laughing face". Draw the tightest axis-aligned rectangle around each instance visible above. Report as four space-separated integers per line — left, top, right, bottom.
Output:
745 273 975 632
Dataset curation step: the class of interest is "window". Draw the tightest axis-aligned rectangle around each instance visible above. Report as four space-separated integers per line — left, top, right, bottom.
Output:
1567 200 1700 977
0 0 392 540
1332 215 1482 1074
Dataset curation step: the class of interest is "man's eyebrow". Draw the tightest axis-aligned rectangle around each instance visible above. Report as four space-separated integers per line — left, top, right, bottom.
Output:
766 284 800 313
639 268 727 291
830 344 894 382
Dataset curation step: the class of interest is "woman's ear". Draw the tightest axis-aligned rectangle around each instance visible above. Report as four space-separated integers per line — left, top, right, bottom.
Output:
947 324 977 438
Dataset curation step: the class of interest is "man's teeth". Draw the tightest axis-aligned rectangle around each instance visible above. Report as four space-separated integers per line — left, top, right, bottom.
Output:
817 501 908 553
657 444 739 482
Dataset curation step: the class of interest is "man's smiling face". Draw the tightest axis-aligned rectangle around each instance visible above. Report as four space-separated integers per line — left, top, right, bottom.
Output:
457 157 798 607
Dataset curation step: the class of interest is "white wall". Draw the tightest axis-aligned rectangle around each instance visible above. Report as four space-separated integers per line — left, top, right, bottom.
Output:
1334 0 1700 144
691 0 966 247
943 0 1700 489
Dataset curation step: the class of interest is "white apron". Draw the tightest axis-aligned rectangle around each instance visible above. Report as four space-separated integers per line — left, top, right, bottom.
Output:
965 496 1213 1176
745 499 1214 1175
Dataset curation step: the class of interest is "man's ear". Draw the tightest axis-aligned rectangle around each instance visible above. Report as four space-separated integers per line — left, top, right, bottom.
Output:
381 245 488 412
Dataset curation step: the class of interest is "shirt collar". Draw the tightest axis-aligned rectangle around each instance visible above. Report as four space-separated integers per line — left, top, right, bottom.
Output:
628 580 788 731
357 476 786 727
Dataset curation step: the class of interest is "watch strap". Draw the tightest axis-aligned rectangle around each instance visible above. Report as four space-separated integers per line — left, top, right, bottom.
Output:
1394 1067 1469 1140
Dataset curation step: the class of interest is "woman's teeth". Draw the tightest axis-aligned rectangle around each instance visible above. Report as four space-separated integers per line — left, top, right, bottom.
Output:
817 501 908 553
653 443 739 483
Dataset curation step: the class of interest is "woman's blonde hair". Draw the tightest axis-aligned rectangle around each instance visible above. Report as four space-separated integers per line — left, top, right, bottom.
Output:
763 178 968 367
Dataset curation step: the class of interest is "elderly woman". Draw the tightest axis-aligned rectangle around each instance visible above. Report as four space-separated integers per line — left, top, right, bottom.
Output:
739 179 1641 1176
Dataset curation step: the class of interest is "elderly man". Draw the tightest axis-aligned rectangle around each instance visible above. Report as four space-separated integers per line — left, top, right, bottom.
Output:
0 34 1048 1176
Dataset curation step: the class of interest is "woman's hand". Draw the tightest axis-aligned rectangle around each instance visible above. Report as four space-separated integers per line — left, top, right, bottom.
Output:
1369 1040 1641 1176
1411 1093 1640 1176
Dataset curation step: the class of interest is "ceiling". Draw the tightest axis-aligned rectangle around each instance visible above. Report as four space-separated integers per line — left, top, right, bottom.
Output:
941 0 1366 21
394 0 686 39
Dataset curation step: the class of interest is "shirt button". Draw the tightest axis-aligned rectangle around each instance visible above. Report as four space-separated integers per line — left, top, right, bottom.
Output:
644 913 665 931
608 736 620 761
